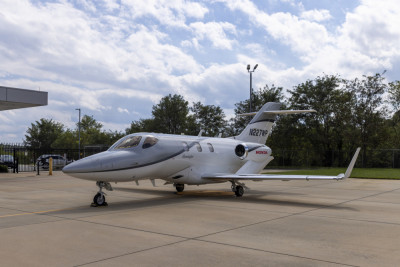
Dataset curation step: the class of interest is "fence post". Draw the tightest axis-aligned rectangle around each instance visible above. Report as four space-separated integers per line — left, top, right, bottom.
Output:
393 149 395 168
13 148 16 173
49 157 53 176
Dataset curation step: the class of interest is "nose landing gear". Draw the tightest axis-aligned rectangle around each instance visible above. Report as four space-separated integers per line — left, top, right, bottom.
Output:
91 181 113 207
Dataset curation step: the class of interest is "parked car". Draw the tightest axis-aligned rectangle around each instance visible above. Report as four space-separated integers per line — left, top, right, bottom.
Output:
0 155 15 168
37 154 70 169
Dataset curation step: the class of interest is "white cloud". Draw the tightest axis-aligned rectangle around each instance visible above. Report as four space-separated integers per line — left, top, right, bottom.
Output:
219 0 400 80
338 0 400 59
219 0 331 56
122 0 208 28
301 9 332 22
100 0 120 12
189 21 237 50
117 107 129 114
76 0 97 12
1 0 400 142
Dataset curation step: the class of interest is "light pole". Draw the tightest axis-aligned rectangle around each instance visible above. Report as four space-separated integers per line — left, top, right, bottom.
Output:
75 108 81 159
247 64 258 112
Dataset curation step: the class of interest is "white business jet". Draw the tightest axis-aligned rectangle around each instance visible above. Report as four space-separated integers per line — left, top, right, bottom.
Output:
63 102 361 206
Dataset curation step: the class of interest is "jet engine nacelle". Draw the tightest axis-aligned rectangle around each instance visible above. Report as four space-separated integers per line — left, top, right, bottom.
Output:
247 146 271 162
235 143 248 160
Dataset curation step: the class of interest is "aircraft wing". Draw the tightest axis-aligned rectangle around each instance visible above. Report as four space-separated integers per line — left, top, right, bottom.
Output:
203 148 361 182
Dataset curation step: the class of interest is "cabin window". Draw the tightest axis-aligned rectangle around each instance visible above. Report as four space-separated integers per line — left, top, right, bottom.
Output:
142 136 159 149
114 136 142 149
195 142 202 152
182 142 189 151
207 143 214 152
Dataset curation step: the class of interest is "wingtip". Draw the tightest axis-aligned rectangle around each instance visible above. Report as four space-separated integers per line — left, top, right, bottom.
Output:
344 147 361 179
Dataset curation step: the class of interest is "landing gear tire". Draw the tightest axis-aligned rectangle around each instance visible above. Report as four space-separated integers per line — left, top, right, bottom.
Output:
92 193 107 206
175 183 184 193
235 185 244 197
91 181 112 207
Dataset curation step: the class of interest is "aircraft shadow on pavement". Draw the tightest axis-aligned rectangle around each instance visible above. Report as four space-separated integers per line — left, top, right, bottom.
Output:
51 187 355 217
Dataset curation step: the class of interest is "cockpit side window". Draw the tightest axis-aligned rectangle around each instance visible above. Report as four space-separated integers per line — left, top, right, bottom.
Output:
207 143 214 152
142 136 159 149
182 142 189 151
114 136 142 149
195 142 202 152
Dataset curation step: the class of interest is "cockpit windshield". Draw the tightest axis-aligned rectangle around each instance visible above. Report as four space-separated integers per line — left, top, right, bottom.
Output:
142 136 158 149
113 136 142 149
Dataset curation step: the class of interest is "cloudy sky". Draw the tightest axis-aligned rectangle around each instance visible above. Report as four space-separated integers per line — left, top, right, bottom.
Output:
1 0 400 143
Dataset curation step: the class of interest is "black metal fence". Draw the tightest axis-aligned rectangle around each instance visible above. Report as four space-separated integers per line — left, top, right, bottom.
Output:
2 143 400 172
0 143 108 173
267 148 400 168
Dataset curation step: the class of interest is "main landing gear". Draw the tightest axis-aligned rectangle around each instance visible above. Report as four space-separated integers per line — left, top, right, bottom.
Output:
230 180 245 197
174 183 185 193
92 181 113 207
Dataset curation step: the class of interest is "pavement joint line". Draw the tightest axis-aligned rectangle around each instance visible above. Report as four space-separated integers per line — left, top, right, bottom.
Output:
193 239 359 267
0 208 73 218
1 177 398 266
73 239 190 267
3 185 398 232
189 186 400 240
357 199 400 205
301 213 400 226
74 234 360 267
69 215 359 267
54 215 191 239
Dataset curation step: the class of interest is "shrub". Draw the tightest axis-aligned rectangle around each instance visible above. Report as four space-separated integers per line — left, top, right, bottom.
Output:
0 165 8 173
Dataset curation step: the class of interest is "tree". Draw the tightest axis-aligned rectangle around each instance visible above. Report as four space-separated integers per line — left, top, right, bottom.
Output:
125 118 157 134
286 75 354 166
346 73 389 167
388 80 400 111
52 129 77 149
78 115 109 146
80 115 102 132
190 102 226 137
24 118 64 149
152 94 190 134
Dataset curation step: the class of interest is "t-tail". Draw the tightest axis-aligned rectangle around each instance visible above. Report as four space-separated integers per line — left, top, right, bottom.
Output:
236 102 316 144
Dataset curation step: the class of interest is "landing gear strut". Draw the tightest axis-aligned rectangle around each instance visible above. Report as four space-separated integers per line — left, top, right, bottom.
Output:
91 181 113 207
230 180 245 197
175 183 184 193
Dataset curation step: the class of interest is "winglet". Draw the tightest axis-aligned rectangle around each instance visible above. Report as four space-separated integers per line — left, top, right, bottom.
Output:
343 147 361 179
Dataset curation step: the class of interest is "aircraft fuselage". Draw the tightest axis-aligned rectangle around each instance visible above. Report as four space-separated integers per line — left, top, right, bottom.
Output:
62 133 272 185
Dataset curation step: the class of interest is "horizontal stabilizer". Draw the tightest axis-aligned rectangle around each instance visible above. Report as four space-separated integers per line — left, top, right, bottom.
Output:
239 110 316 116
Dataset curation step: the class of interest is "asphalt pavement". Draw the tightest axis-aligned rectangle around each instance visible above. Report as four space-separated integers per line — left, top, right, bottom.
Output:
0 171 399 266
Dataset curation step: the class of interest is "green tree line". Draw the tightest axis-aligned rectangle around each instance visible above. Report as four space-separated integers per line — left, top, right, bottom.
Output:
24 73 400 167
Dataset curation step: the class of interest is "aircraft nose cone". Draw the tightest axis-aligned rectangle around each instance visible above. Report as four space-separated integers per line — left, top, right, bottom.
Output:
62 150 136 175
62 155 101 174
62 160 87 174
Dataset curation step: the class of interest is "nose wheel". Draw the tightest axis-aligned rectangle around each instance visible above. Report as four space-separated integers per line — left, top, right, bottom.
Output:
93 192 106 206
91 181 112 207
175 183 185 193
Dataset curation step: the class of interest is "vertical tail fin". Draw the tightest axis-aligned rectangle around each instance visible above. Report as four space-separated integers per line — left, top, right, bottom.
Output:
236 102 316 144
236 102 282 144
